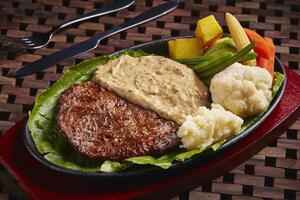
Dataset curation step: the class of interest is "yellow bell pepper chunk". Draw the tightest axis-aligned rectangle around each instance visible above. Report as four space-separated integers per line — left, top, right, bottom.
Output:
168 40 176 58
168 38 204 59
195 15 223 46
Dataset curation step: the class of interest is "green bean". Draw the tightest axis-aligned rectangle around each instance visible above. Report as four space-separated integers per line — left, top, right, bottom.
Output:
174 55 213 65
177 50 255 67
193 52 234 73
198 41 256 80
204 38 236 56
239 52 257 62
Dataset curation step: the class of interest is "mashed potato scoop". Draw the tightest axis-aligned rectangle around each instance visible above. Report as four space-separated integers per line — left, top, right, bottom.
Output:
177 104 243 150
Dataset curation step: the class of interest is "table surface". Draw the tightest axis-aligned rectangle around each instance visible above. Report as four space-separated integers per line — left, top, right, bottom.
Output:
0 0 299 199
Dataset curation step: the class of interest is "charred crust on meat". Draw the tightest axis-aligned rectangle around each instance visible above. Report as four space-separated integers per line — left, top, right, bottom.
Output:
56 81 180 161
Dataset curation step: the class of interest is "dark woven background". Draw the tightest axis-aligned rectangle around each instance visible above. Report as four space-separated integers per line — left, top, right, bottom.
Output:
0 0 299 199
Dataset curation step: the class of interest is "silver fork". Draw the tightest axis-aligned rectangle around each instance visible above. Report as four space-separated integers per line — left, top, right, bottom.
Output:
6 0 135 49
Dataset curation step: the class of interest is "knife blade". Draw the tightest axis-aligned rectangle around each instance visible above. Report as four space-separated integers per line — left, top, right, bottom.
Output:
9 1 179 77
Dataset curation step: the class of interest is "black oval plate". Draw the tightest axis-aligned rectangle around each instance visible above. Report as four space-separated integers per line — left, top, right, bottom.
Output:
23 36 286 180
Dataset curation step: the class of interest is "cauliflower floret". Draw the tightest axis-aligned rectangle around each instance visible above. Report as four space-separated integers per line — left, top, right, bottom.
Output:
177 104 243 150
210 62 272 118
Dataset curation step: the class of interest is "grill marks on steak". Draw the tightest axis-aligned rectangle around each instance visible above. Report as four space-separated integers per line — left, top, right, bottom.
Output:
57 81 180 161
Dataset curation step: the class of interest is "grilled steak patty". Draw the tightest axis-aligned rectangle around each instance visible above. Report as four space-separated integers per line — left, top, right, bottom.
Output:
57 81 180 161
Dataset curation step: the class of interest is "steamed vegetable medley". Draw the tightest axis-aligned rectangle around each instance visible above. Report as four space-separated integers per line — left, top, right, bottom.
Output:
169 13 281 151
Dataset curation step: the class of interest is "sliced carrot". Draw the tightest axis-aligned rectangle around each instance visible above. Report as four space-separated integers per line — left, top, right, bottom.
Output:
264 37 275 77
257 56 273 77
244 28 271 59
257 56 269 68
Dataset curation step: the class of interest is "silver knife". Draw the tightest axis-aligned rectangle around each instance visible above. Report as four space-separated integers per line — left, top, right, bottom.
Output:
9 1 179 77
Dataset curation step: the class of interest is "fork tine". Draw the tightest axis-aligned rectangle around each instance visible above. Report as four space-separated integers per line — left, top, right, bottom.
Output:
0 35 32 49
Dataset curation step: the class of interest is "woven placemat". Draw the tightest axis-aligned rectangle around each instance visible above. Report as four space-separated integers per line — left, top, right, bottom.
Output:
0 0 299 199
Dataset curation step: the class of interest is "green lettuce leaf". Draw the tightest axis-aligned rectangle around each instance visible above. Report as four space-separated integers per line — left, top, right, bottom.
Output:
272 72 284 97
125 149 202 169
28 51 285 173
100 161 133 173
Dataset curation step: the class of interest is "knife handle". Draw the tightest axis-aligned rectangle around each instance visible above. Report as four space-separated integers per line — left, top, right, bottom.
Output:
95 1 179 43
52 0 135 33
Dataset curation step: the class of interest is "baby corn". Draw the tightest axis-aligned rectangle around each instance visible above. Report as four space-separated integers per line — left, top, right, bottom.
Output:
226 12 256 66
